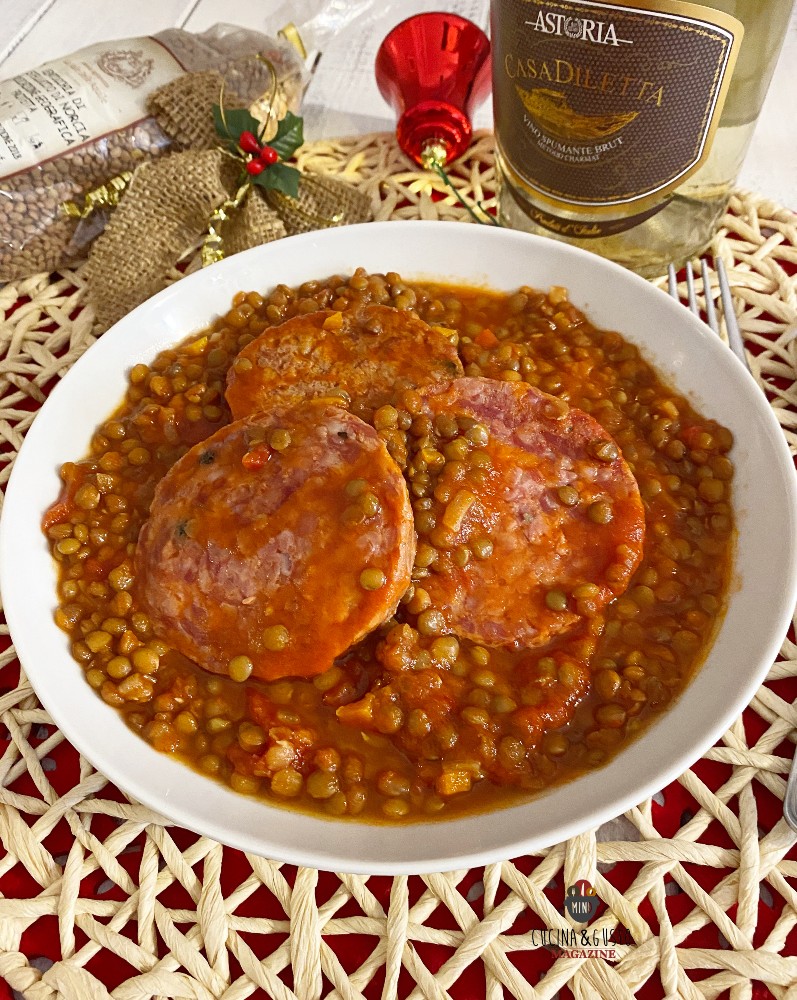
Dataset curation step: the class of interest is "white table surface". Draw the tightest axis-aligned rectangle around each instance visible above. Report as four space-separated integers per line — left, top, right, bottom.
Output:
1 0 795 208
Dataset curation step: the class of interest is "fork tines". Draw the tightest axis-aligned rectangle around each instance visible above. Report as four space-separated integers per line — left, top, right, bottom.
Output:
667 259 751 373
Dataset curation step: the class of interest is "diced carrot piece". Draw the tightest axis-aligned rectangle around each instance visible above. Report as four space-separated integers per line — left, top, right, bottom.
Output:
186 336 208 355
83 558 107 581
322 312 344 331
474 328 499 348
436 768 473 796
42 462 86 529
42 500 71 531
680 424 712 449
241 443 272 470
432 325 459 345
336 693 376 729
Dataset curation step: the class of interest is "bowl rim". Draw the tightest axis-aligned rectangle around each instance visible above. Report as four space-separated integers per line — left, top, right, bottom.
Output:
3 220 796 874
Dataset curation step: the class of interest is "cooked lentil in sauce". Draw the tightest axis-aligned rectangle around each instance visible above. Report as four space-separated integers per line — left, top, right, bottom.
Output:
44 271 735 821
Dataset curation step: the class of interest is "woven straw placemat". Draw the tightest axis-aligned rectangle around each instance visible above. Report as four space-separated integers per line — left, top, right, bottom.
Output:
1 132 797 1000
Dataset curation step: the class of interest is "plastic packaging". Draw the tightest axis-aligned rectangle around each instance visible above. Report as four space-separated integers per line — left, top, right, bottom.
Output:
0 24 307 281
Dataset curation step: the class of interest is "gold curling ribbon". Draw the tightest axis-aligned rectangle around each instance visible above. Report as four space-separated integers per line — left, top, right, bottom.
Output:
61 171 134 219
202 182 251 266
248 56 281 141
278 23 308 60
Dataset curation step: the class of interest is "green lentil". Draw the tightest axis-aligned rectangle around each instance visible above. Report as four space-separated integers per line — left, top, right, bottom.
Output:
228 655 254 682
262 626 290 651
471 537 494 560
269 429 292 451
588 500 613 524
417 608 446 636
360 568 387 591
545 589 568 612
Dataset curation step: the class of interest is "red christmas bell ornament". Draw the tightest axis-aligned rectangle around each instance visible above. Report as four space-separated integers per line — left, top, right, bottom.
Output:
375 12 492 169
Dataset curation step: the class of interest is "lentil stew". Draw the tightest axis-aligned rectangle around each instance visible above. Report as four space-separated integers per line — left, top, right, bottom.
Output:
43 270 735 822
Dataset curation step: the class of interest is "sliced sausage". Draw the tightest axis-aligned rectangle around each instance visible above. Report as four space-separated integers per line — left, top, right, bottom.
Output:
225 304 463 420
134 403 416 681
413 378 645 648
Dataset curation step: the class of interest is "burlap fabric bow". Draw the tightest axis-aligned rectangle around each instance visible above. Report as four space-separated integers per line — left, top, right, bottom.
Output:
84 69 372 330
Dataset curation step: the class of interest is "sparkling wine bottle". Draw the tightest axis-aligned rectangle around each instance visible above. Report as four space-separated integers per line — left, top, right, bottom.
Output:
491 0 795 276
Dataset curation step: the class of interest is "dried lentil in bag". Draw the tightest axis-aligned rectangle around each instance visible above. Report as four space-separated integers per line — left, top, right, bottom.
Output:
0 24 306 281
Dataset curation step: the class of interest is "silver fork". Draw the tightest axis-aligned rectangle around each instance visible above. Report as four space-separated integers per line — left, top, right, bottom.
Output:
666 258 751 372
667 260 797 832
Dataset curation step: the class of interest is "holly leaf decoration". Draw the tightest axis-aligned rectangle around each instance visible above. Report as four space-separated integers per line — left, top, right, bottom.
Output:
211 102 303 199
268 112 304 162
251 162 301 199
212 105 262 153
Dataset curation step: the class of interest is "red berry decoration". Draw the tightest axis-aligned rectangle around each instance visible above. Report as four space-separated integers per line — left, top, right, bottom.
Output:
239 131 261 155
246 159 266 176
260 145 279 165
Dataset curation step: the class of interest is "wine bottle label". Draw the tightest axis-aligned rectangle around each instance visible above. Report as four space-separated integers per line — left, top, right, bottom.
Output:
492 0 743 219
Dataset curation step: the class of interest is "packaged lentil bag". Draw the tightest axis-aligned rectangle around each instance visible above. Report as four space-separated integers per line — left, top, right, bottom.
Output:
0 24 307 280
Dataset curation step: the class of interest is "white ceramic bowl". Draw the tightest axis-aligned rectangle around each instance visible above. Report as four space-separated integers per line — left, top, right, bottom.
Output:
3 221 796 874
